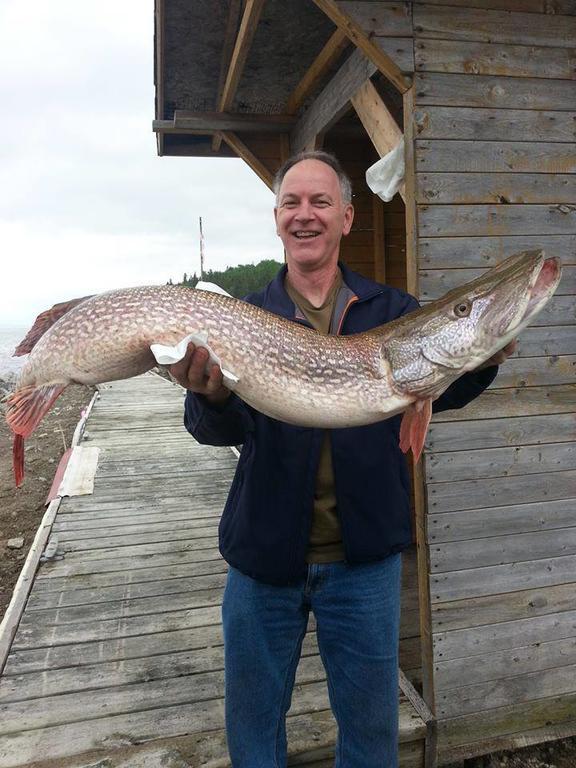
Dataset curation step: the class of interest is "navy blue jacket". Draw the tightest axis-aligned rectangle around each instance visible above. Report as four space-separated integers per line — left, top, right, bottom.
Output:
184 263 497 585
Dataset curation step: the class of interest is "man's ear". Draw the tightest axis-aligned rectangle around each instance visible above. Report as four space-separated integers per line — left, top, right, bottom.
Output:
273 207 279 235
342 204 354 236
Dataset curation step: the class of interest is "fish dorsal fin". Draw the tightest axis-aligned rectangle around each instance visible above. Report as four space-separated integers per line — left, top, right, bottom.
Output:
195 281 232 297
399 398 432 463
14 296 93 356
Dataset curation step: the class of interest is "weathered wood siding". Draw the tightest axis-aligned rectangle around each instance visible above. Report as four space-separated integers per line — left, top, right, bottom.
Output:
324 2 576 760
409 1 576 763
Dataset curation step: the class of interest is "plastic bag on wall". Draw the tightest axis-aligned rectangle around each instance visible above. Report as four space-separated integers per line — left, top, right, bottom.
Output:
365 141 405 202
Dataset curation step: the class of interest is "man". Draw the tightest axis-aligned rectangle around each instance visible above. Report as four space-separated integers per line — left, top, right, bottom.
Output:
170 151 514 767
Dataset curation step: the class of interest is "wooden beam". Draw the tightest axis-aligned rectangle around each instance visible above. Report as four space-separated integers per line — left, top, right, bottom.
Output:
154 0 165 156
351 79 405 201
291 47 376 154
153 122 217 137
219 0 266 113
351 80 403 157
220 131 275 189
286 28 349 115
162 112 296 133
312 0 412 94
373 195 386 284
212 0 243 153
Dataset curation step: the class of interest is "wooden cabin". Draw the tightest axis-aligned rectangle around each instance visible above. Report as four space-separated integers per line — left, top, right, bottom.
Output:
154 1 576 764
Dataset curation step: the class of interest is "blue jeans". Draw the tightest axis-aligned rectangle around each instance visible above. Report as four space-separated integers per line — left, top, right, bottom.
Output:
222 555 402 767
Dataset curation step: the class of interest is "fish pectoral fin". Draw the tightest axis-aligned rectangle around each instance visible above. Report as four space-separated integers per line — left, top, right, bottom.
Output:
399 398 432 463
6 383 68 487
150 333 240 388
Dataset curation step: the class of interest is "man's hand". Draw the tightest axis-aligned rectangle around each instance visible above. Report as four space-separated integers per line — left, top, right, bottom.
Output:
476 339 517 371
169 342 231 406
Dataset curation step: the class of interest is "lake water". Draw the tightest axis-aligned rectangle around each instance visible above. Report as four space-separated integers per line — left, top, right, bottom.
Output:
0 325 28 378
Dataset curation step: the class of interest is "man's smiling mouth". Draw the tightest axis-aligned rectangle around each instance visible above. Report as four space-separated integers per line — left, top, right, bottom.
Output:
293 231 320 239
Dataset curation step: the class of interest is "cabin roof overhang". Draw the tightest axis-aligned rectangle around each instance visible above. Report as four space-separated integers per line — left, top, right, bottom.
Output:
153 0 412 171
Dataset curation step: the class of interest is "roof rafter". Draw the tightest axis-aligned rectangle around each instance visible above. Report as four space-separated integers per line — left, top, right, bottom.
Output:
312 0 412 94
286 28 349 115
211 0 243 153
219 0 266 113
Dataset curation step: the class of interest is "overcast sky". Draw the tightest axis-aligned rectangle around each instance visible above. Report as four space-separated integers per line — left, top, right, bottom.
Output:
0 0 281 327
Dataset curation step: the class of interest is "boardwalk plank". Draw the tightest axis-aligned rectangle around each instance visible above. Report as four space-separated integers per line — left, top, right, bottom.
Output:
0 373 426 767
27 572 229 609
0 686 424 766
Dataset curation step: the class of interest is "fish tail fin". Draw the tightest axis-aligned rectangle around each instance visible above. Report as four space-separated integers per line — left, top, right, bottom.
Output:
6 383 67 486
14 296 93 356
13 434 24 487
399 398 432 463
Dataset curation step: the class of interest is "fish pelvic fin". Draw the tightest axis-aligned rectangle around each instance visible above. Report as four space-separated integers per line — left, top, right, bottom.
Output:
14 296 93 356
399 398 432 463
6 383 68 486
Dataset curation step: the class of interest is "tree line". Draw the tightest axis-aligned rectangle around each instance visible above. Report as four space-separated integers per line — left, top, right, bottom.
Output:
168 259 283 298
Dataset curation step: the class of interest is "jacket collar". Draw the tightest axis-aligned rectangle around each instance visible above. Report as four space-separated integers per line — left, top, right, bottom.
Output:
264 261 383 321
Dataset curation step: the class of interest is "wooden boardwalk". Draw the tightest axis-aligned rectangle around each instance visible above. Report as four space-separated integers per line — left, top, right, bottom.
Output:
0 374 426 768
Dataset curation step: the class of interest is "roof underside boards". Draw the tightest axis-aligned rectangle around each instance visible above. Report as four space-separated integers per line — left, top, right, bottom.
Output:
156 0 414 161
162 0 336 120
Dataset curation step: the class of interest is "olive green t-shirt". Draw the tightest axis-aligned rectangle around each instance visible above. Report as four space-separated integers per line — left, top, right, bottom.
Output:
285 272 346 563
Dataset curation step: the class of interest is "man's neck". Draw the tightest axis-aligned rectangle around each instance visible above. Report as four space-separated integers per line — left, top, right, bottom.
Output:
286 262 340 308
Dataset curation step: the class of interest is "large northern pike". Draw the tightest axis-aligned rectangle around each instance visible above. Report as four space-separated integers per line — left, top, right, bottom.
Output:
5 249 561 486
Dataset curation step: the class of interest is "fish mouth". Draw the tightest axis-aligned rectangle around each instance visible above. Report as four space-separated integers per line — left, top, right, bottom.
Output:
506 255 562 334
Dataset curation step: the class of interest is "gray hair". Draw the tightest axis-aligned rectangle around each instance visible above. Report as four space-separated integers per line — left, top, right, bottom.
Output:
273 150 353 205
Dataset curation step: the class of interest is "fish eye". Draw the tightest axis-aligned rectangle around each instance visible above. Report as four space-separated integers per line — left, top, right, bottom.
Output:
454 300 471 318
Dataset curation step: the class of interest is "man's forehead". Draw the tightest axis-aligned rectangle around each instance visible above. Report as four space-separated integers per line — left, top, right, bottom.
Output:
279 159 341 197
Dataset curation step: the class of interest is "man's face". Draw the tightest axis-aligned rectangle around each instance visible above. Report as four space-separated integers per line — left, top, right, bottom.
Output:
274 159 354 271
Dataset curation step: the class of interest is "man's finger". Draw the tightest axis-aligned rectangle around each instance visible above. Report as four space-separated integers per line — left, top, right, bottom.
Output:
168 342 196 383
205 364 225 394
187 346 211 386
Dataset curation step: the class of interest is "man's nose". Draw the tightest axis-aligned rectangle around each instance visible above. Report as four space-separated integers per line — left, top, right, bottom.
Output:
294 201 314 221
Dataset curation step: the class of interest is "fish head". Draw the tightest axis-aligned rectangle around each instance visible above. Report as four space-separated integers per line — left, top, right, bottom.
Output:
384 249 562 399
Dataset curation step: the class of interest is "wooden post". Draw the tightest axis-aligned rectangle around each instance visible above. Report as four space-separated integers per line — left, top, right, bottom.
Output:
403 85 437 768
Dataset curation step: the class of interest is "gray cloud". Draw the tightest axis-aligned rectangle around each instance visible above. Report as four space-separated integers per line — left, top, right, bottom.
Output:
0 0 281 326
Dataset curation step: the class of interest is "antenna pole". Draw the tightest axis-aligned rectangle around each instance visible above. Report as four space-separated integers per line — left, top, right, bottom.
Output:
199 216 205 280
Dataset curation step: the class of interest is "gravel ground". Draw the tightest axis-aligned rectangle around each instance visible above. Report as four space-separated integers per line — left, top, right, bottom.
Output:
0 377 94 620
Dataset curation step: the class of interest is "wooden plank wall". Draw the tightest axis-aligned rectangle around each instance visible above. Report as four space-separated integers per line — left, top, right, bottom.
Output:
325 3 576 759
326 135 380 277
325 133 421 683
406 1 576 763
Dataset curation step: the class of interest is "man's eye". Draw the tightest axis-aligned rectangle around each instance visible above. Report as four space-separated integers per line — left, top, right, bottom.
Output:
315 200 330 207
